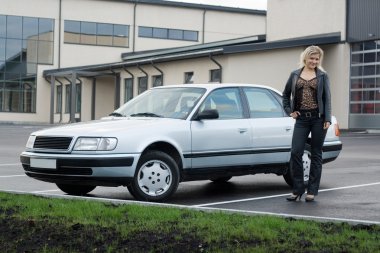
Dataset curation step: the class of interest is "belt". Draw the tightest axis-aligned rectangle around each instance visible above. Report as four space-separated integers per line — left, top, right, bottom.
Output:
299 110 320 118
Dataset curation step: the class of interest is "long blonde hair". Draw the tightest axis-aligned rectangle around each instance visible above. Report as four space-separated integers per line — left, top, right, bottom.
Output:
299 45 324 70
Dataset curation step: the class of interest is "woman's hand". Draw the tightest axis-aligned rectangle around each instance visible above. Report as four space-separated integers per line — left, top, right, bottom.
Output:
323 121 331 130
290 111 300 119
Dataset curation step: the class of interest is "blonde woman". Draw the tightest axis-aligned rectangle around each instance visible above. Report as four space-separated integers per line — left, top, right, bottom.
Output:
282 45 331 202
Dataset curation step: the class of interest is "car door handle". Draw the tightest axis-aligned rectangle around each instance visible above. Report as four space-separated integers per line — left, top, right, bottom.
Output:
238 128 248 133
285 126 292 132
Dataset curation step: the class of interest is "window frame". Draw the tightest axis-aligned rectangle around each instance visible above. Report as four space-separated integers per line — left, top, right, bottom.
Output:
64 20 129 48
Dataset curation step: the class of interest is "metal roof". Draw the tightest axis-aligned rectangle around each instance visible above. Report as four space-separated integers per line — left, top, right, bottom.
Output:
43 32 342 77
224 32 342 54
117 0 266 15
121 35 266 60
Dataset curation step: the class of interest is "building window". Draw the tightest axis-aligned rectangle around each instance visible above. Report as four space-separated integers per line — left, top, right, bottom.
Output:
152 75 163 87
350 40 380 114
64 20 129 47
65 83 81 113
76 83 81 113
138 76 148 94
56 85 62 113
0 14 54 113
124 78 133 102
184 72 194 84
138 26 198 42
210 69 221 83
65 85 70 113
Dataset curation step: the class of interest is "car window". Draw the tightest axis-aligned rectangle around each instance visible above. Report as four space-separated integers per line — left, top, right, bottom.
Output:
199 88 243 119
243 87 284 118
115 87 205 119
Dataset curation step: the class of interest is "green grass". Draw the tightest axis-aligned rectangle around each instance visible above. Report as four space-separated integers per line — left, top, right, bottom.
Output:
0 191 379 252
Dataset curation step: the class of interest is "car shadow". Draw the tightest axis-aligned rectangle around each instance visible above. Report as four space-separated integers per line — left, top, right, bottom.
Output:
168 178 291 205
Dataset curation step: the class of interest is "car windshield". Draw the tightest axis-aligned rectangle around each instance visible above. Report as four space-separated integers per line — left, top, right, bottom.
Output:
113 87 206 119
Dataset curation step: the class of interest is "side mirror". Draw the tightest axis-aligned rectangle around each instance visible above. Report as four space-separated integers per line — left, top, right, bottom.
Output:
194 109 219 120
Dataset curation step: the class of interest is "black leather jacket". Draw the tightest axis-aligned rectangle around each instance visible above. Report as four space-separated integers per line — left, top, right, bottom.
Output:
282 67 332 123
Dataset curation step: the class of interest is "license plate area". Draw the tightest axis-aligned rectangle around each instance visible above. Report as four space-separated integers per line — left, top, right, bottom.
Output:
30 158 56 169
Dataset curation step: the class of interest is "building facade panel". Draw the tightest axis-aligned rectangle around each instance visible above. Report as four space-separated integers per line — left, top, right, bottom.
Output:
266 0 346 42
203 11 266 42
0 0 59 19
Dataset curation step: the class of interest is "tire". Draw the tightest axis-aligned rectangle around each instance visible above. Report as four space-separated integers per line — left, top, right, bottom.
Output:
56 184 96 195
283 144 311 187
126 185 137 198
130 151 180 202
210 176 232 183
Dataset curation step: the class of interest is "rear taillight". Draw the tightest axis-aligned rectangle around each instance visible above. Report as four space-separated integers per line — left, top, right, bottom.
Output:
335 123 340 136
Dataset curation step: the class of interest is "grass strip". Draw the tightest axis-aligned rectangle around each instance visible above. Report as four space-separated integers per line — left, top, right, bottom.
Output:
0 192 379 252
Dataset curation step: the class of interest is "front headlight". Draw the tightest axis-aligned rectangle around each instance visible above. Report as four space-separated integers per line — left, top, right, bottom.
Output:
26 135 36 149
73 137 117 151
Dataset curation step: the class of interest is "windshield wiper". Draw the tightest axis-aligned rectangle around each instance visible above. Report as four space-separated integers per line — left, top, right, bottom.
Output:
109 112 125 117
130 112 163 118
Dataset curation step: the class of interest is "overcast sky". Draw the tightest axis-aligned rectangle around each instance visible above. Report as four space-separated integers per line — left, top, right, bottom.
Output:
167 0 267 10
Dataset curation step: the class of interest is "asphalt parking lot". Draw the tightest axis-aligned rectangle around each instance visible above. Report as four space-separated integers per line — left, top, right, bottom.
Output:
1 124 379 224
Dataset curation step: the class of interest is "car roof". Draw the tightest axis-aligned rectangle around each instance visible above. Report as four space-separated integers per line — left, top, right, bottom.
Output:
153 83 282 95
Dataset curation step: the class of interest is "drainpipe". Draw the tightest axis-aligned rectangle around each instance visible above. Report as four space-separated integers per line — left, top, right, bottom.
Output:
45 75 64 124
49 75 55 124
209 53 222 83
54 78 64 123
64 74 82 123
123 66 135 100
70 72 77 123
91 77 96 120
58 0 62 68
137 64 148 77
137 64 148 92
110 68 121 109
123 66 134 79
151 61 163 86
133 2 137 52
202 9 206 44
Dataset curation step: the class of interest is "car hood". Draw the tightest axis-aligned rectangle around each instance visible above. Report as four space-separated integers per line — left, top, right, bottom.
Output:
32 117 181 137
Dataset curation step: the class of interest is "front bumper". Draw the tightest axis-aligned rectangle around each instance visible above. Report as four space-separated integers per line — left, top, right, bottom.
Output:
20 152 139 186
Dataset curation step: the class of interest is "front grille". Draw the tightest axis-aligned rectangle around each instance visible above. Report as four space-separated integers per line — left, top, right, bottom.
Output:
25 166 93 176
33 136 73 150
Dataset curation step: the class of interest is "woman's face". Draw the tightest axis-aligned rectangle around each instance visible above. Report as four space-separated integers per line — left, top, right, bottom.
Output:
305 53 320 69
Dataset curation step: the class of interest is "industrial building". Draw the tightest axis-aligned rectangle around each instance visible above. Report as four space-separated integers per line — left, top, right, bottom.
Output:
1 0 380 129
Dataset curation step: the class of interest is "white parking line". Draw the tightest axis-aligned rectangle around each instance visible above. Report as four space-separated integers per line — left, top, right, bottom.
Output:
0 163 20 167
0 175 26 178
195 206 380 225
193 182 380 207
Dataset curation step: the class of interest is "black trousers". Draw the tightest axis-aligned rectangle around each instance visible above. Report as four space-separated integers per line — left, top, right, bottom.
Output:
290 115 327 195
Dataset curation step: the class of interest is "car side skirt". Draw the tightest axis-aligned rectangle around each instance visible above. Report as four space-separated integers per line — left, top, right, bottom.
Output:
181 163 289 181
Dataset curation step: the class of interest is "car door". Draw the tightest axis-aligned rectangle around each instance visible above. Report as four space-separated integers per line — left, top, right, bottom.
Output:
190 87 253 169
242 87 294 164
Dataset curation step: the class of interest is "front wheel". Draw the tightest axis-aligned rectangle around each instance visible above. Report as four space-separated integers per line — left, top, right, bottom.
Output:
130 151 180 202
283 144 311 187
56 184 96 195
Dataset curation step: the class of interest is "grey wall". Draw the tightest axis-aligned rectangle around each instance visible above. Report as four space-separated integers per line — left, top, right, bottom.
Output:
347 0 380 42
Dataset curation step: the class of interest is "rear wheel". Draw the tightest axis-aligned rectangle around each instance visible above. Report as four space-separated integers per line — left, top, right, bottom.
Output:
56 184 96 195
130 151 179 202
283 144 311 187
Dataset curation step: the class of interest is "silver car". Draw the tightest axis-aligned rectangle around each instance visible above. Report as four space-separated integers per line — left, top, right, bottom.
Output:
20 84 342 201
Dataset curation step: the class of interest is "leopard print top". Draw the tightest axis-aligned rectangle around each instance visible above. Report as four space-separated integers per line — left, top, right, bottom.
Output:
295 77 318 111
